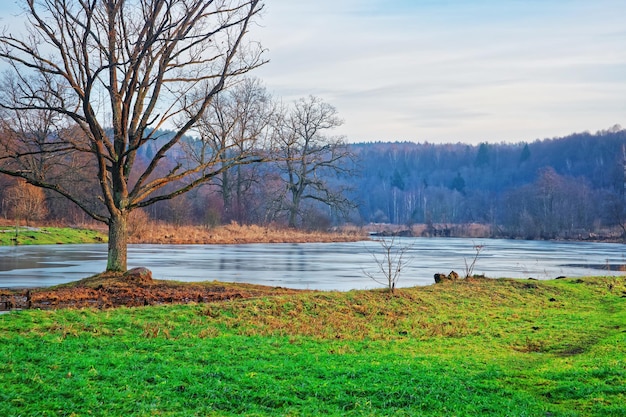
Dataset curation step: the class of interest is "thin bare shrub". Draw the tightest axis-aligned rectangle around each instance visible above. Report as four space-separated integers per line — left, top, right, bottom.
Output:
364 237 414 294
464 242 485 278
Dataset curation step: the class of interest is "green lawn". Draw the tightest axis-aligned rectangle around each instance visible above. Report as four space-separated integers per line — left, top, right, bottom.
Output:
0 226 106 245
1 276 625 416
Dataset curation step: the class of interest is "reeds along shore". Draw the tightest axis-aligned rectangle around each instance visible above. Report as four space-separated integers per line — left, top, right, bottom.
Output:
126 221 366 245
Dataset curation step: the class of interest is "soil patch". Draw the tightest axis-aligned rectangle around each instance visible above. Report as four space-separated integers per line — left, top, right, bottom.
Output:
0 271 301 311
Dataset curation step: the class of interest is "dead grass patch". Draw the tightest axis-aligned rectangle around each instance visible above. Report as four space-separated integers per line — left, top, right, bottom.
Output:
128 221 366 244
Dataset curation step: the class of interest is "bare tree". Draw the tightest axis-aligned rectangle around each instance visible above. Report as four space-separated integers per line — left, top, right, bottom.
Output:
364 237 414 294
463 242 484 278
0 74 100 221
275 96 356 228
4 179 48 226
0 74 73 183
0 0 265 271
195 77 275 223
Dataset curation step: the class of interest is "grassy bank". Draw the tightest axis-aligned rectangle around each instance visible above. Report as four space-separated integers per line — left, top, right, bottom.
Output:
1 276 625 416
0 226 106 245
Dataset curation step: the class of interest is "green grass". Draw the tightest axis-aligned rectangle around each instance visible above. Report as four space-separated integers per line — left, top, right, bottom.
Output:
0 226 106 245
1 276 625 416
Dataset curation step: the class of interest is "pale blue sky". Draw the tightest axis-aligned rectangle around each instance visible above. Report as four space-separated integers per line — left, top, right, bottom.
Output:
254 0 626 143
1 1 624 144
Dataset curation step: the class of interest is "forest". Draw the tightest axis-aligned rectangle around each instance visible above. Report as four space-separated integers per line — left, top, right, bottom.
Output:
2 122 625 241
348 125 626 239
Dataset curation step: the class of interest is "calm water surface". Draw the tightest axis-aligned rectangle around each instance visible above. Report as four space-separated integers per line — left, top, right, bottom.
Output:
0 238 624 290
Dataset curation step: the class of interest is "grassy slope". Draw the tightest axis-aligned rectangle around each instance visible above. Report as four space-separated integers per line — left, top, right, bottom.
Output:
0 226 106 245
1 276 625 416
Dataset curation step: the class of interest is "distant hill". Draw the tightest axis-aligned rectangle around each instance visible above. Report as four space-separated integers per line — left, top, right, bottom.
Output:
344 126 626 239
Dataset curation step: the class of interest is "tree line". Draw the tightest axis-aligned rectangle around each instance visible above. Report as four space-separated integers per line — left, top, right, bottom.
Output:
3 111 625 241
347 126 626 239
0 79 354 231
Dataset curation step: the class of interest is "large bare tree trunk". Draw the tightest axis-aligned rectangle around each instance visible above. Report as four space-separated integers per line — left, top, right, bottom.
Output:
107 212 128 272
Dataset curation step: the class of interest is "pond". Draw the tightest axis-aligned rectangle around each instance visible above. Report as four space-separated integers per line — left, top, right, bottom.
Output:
0 237 624 291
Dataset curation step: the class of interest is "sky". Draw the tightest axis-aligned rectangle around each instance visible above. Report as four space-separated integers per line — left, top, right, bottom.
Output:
0 1 624 144
252 0 626 144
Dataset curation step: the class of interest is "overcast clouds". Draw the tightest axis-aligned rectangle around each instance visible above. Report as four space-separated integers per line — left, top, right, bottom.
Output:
253 0 626 144
0 1 623 144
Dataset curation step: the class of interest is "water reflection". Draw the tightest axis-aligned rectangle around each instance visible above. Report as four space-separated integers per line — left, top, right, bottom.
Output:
0 238 624 290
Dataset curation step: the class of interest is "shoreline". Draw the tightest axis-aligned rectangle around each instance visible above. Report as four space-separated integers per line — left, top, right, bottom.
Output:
2 221 625 246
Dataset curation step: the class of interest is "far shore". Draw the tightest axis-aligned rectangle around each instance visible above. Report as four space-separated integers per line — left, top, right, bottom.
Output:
126 222 367 245
2 220 625 246
0 221 368 246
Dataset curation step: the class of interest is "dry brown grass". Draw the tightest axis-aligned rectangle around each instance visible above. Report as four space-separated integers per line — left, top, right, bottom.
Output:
127 219 367 245
0 213 366 244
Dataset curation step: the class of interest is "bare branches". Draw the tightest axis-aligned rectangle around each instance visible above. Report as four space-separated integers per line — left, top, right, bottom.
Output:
188 77 274 222
364 237 414 294
0 0 266 270
0 0 265 207
273 96 357 228
464 242 484 278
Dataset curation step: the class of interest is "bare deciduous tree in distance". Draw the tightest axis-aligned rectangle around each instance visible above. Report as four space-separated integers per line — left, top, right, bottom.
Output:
4 179 48 226
195 77 275 223
0 0 265 272
274 96 356 228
